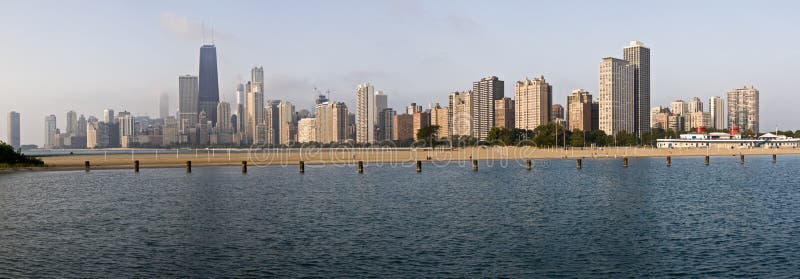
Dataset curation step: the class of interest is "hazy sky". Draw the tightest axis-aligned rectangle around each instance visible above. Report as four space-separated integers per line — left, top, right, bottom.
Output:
2 0 799 146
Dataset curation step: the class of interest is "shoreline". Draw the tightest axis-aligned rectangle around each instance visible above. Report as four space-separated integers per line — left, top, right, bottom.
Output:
2 147 795 172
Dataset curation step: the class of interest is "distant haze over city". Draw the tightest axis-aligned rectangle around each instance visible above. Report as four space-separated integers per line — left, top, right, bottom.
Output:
2 1 799 146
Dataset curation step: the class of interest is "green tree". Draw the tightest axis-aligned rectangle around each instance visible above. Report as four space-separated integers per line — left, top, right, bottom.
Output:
416 125 440 148
533 122 568 147
569 129 585 147
510 128 534 145
0 141 44 168
585 130 608 146
614 131 637 146
486 127 512 145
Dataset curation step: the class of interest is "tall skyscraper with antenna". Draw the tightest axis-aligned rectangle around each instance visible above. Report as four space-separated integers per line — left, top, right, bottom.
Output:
198 44 220 126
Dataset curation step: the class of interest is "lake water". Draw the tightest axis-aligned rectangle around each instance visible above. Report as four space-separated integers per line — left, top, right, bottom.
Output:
1 156 799 277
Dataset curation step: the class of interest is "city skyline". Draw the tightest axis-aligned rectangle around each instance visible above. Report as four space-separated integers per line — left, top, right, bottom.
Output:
2 1 798 145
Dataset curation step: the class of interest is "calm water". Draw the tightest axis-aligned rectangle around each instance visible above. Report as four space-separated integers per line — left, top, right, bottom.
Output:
1 156 799 277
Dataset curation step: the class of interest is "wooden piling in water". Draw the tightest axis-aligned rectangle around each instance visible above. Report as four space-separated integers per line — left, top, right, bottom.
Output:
416 161 422 172
667 156 671 167
186 161 192 173
577 159 582 169
358 161 364 173
472 160 478 171
773 154 777 163
242 161 248 173
705 156 710 166
526 160 532 171
299 161 305 173
623 157 629 168
134 160 140 172
740 154 745 164
85 161 90 172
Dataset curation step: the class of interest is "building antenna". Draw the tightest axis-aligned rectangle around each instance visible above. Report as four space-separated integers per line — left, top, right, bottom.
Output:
201 21 206 44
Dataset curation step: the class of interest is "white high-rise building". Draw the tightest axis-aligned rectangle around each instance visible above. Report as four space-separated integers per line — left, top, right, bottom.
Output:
44 115 57 148
567 89 593 132
236 83 246 133
117 111 135 148
355 83 387 143
159 92 170 119
297 118 317 143
670 100 687 116
8 111 20 149
216 101 231 133
246 67 265 144
688 97 703 113
178 75 199 129
727 86 759 133
598 57 635 136
709 96 725 130
449 91 473 138
514 75 552 130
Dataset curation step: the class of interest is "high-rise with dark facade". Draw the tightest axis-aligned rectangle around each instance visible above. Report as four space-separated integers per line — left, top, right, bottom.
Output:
623 41 651 138
198 44 220 126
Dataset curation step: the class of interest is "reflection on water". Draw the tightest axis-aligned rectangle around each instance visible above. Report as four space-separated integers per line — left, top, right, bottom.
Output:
1 155 798 277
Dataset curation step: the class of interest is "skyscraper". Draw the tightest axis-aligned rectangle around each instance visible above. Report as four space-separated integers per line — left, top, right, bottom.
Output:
393 114 414 141
44 114 57 148
315 102 349 143
670 100 687 116
406 103 422 114
216 101 231 133
567 89 593 131
472 76 504 140
449 91 472 138
514 76 551 131
412 111 431 141
77 115 87 137
297 118 316 143
198 44 220 126
727 86 759 134
265 100 281 145
117 111 135 148
355 83 375 143
551 104 564 121
8 111 20 149
494 98 514 129
378 108 396 141
430 105 450 139
709 96 725 130
246 67 265 144
178 75 200 130
688 97 703 113
623 41 651 138
598 57 635 136
103 109 115 124
374 90 388 131
66 110 77 135
159 92 170 119
236 83 246 133
278 101 296 145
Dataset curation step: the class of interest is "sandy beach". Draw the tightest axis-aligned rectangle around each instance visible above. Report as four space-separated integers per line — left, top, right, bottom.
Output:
27 146 800 171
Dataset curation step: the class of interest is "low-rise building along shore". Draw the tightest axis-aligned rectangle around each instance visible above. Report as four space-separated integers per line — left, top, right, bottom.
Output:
657 132 800 149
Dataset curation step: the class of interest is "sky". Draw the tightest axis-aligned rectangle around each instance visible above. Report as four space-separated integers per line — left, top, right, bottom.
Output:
2 0 799 146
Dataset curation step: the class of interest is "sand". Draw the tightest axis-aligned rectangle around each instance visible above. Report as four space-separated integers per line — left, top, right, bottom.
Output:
32 146 800 171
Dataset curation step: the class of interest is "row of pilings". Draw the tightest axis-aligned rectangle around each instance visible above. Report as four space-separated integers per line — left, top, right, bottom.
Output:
82 154 778 173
